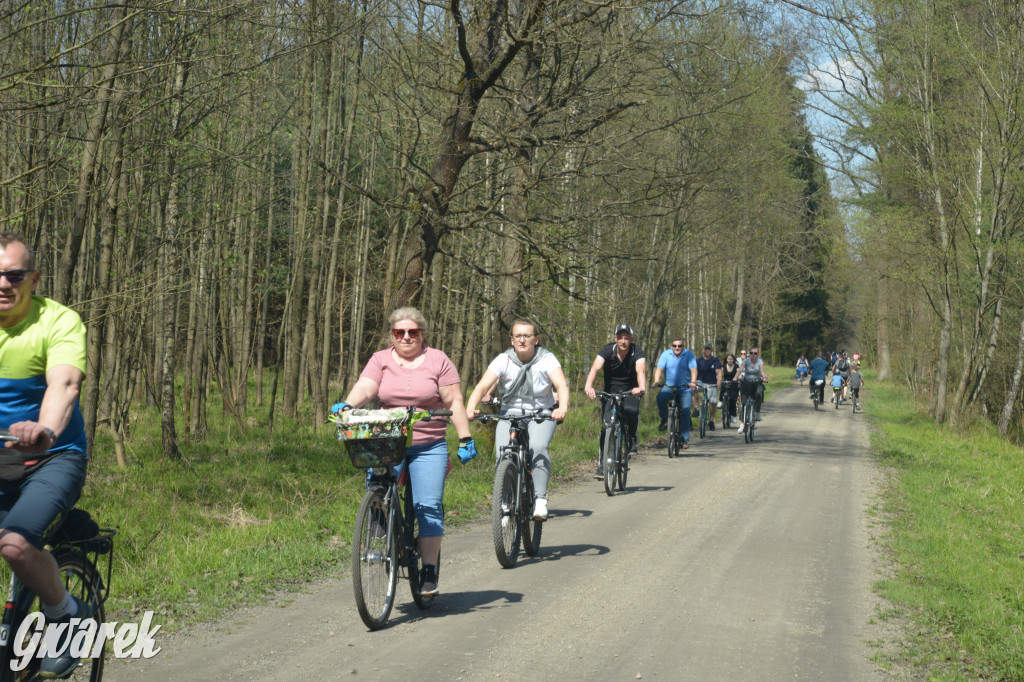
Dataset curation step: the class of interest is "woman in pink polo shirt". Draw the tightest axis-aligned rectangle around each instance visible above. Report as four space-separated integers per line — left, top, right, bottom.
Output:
337 307 473 597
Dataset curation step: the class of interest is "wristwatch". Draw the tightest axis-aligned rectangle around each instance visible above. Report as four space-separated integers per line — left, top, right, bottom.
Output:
43 427 57 442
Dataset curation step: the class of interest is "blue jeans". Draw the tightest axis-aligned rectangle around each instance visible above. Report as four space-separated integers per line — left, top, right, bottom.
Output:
373 438 449 538
657 385 692 443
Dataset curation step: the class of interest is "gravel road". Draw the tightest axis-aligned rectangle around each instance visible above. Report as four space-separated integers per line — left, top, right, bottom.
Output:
105 382 893 681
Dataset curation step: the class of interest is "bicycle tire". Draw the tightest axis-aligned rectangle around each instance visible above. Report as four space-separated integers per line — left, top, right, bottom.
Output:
743 403 752 444
352 488 398 629
604 424 618 496
616 427 628 491
492 458 522 568
699 399 707 439
522 473 542 556
19 548 108 682
666 402 677 458
722 402 729 431
814 390 819 410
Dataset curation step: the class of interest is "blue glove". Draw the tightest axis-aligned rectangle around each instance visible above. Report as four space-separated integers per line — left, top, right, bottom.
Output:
457 438 477 464
331 402 352 414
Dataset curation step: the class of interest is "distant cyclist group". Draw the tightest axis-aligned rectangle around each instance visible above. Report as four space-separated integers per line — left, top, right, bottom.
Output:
804 349 865 408
332 312 778 605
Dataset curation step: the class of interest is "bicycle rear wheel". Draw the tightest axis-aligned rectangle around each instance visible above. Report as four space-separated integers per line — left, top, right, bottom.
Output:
835 389 840 409
616 427 628 491
352 488 398 629
522 476 542 556
604 425 619 496
492 458 522 567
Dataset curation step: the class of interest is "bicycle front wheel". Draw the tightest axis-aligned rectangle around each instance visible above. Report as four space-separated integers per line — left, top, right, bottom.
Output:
604 425 618 496
616 427 628 491
743 404 752 444
352 488 398 629
666 405 677 458
699 400 707 439
492 458 522 567
522 475 542 556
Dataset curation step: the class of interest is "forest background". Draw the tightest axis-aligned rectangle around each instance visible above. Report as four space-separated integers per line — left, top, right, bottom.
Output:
5 0 1021 461
5 1 1024 676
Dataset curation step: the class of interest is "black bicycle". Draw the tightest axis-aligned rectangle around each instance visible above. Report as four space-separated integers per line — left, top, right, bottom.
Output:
471 410 556 568
739 378 761 444
0 431 115 682
833 381 842 409
654 383 685 457
336 408 450 630
720 380 736 429
696 381 713 439
595 391 634 495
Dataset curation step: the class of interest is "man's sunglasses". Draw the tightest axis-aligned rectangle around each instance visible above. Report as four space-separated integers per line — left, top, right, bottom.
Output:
671 344 683 348
392 328 421 339
0 269 32 286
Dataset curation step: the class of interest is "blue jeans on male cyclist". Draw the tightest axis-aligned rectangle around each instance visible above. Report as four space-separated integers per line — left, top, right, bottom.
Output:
657 384 692 444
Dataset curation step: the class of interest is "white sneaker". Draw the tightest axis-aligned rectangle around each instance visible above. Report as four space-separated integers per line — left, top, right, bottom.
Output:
737 424 744 433
532 498 548 521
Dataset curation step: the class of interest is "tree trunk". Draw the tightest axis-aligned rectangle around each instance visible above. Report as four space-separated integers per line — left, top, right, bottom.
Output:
54 5 129 303
997 302 1024 436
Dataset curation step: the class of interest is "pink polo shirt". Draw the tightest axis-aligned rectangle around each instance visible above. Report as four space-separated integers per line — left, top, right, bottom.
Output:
360 347 460 445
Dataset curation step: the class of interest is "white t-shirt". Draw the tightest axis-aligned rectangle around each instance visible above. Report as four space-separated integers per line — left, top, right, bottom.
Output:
487 351 562 412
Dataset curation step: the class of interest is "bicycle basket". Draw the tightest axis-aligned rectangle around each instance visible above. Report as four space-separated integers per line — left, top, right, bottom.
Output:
336 408 409 468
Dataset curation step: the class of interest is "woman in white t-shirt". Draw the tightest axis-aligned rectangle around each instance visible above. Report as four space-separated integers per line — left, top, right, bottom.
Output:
466 319 570 521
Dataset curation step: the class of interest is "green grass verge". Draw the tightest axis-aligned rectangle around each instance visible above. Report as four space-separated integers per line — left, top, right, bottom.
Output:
81 389 659 628
866 379 1024 681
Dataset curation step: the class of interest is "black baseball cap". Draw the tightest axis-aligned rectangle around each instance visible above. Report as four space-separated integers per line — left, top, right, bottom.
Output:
614 324 634 336
703 343 713 350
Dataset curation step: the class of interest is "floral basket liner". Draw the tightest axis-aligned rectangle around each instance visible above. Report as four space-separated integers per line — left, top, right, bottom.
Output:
333 408 428 447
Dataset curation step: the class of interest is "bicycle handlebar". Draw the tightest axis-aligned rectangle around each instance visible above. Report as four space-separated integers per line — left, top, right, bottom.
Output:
0 428 18 442
470 409 556 423
595 390 642 399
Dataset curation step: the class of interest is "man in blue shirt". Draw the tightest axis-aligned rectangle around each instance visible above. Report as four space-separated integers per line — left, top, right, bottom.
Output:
809 351 830 404
652 338 697 449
